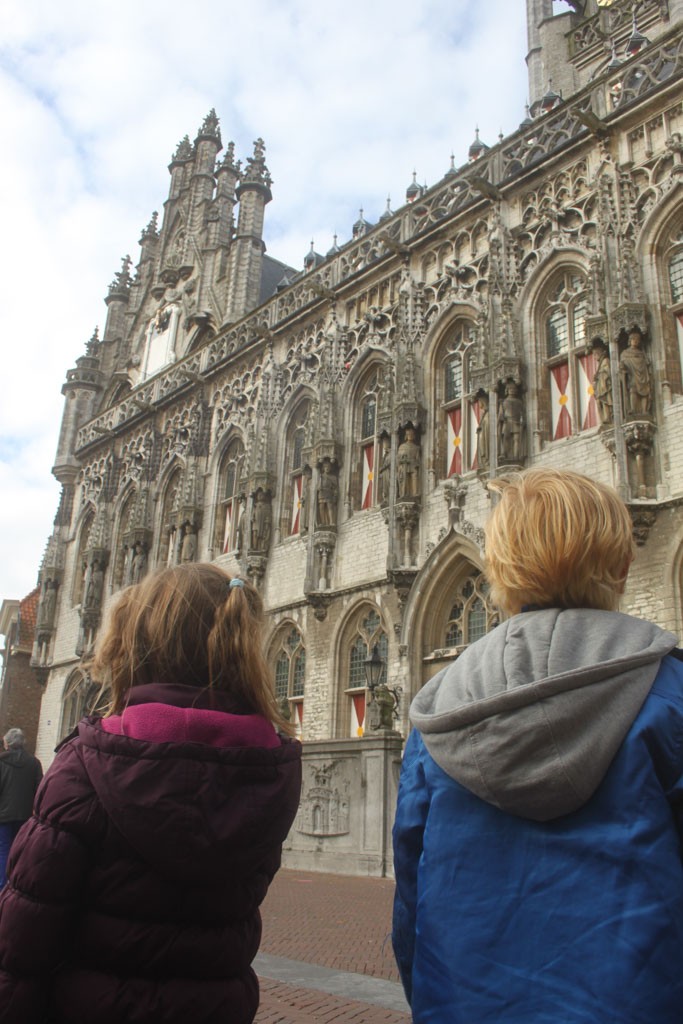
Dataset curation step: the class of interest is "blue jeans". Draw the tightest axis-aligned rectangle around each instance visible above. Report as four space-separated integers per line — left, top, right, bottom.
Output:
0 821 23 888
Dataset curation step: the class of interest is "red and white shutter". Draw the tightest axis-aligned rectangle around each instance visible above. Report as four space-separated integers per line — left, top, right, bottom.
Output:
550 362 572 440
361 444 374 510
350 693 366 737
578 352 598 430
290 474 302 535
292 701 303 739
447 407 462 477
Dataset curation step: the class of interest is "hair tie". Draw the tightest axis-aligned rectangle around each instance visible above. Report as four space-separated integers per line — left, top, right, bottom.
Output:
229 577 245 590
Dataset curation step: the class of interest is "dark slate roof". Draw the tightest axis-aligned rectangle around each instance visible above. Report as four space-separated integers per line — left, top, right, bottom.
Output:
260 254 299 304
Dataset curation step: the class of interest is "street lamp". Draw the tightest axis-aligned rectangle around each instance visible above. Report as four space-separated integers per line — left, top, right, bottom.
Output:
364 645 401 731
364 645 385 691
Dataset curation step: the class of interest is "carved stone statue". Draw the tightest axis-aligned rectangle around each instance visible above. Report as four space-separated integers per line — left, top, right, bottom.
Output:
378 438 391 505
300 472 311 534
498 382 525 462
181 524 197 562
235 500 246 555
476 395 490 469
251 491 272 551
84 561 104 610
397 427 421 498
37 580 58 629
592 340 613 426
619 329 652 416
131 544 148 584
316 461 339 528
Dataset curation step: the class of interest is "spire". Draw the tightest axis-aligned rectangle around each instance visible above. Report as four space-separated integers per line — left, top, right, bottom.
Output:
352 208 372 239
217 141 239 173
85 327 100 357
406 171 422 203
196 108 222 146
540 80 561 114
379 195 394 221
326 233 340 258
304 240 324 271
607 38 622 72
445 154 457 177
107 256 132 299
468 128 489 161
140 211 159 243
625 13 648 57
170 135 193 165
242 138 272 189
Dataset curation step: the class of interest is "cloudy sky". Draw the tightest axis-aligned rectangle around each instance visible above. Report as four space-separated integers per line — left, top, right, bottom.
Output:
0 0 533 615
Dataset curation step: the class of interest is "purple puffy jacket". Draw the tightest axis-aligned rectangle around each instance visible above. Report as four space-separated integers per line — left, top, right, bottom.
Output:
0 682 302 1024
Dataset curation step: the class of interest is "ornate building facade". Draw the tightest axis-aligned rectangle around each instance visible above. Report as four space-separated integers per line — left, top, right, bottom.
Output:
30 0 683 874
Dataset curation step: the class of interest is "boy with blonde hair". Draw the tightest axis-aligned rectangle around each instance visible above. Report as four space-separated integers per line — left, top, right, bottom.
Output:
393 468 683 1023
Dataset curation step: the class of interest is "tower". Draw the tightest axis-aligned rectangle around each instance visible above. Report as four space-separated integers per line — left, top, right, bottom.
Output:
224 139 272 323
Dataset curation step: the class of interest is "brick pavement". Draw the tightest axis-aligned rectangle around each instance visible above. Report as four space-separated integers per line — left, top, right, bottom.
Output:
254 869 412 1024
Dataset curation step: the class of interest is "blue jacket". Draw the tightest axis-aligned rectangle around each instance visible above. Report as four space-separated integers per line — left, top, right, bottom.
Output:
392 609 683 1023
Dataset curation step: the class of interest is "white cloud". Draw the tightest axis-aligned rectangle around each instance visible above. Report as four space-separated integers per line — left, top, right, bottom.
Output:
0 0 528 608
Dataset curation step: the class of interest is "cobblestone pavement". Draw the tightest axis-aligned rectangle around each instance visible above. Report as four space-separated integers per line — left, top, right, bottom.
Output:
254 869 412 1024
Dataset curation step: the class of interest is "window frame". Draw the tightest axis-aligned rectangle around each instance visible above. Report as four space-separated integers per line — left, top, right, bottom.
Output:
541 270 596 441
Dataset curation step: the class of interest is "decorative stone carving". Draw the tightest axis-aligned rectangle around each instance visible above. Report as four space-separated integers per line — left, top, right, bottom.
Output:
296 762 350 837
397 426 421 498
395 501 420 567
623 420 656 498
314 530 337 591
619 328 653 417
36 579 58 631
180 523 197 562
250 490 272 552
497 380 525 463
130 543 148 583
475 394 490 469
628 506 657 546
378 436 391 506
316 459 339 528
592 339 613 426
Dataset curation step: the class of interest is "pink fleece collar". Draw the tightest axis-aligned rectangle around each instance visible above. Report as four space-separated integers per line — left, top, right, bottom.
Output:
100 703 280 749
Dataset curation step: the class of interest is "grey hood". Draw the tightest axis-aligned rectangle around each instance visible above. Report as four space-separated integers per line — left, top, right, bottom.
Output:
410 608 678 821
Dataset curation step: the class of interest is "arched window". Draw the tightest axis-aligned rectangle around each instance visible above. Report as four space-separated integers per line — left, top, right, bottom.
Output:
543 270 595 440
273 626 306 737
356 371 388 510
440 320 479 477
61 673 110 740
668 242 683 379
282 403 311 537
215 439 245 554
341 607 388 738
443 572 498 650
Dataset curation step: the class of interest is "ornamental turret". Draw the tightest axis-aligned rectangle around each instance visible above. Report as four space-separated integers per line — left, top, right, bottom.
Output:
224 138 273 324
53 330 104 485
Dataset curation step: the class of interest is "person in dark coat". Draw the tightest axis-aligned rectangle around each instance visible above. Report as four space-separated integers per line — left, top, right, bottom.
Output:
392 469 683 1023
0 729 42 888
0 563 302 1024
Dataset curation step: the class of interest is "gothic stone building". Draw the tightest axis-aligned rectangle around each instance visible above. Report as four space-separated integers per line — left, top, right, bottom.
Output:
30 0 683 874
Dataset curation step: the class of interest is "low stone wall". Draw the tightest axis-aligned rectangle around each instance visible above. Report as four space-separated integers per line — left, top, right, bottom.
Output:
282 733 404 878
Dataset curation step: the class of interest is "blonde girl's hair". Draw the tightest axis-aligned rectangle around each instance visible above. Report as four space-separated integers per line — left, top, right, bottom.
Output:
484 469 635 616
86 563 293 734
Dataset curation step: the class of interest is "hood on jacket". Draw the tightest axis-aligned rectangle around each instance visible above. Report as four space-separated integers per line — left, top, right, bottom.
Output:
410 608 678 822
67 683 301 885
